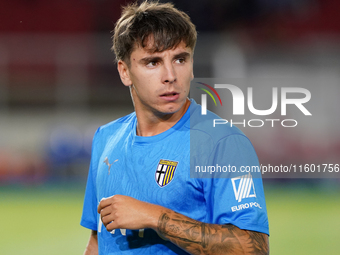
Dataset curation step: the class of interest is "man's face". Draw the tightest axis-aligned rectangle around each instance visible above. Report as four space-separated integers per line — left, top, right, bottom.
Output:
118 40 194 117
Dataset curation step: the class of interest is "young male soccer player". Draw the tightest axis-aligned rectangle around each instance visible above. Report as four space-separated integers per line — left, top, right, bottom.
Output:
81 1 269 254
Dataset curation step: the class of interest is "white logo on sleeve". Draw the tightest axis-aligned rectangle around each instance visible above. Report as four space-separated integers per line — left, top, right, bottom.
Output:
231 172 256 202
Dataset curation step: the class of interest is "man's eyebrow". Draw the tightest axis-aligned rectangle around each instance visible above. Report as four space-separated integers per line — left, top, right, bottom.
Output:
139 51 191 64
173 52 191 60
139 56 162 64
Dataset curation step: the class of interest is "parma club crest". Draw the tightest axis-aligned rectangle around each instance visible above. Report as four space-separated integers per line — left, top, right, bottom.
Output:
155 159 178 187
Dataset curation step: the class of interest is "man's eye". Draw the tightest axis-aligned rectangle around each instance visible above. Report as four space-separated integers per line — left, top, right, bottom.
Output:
176 58 185 64
146 61 158 67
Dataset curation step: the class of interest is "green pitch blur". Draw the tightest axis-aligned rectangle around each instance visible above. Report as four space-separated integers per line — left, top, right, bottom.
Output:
0 183 339 255
266 182 340 254
0 186 89 255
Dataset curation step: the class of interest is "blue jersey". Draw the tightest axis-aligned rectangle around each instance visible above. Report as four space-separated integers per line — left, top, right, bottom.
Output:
81 99 269 254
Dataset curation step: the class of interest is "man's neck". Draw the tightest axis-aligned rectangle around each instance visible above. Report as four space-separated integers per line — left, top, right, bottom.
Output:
135 98 190 137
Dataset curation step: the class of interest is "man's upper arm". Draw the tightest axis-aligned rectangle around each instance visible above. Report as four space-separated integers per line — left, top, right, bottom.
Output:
246 229 269 254
203 134 269 235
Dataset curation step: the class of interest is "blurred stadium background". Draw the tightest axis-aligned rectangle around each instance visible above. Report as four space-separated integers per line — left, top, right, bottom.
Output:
0 0 339 254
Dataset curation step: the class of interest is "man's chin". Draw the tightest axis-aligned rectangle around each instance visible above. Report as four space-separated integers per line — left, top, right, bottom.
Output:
153 98 189 117
160 101 189 116
159 109 179 116
154 106 180 118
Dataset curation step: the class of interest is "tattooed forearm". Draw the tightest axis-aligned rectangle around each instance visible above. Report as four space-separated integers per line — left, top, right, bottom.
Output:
157 211 269 255
158 212 203 245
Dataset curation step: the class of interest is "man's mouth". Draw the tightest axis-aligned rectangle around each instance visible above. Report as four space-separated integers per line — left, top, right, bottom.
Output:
161 92 178 97
160 92 180 101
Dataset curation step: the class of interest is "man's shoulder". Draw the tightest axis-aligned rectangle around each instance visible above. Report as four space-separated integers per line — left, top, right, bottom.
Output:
96 112 136 137
189 99 245 141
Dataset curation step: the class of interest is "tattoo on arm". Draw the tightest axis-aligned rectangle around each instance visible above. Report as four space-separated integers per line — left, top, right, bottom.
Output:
157 211 269 255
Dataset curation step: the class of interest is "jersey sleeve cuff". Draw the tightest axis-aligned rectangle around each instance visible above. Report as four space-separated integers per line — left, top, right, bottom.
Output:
80 219 97 231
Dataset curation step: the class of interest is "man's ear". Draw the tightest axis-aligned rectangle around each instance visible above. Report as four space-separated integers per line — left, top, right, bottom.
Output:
117 60 132 87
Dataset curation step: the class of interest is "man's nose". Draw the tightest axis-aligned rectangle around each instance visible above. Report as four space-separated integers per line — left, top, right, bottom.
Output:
162 62 176 84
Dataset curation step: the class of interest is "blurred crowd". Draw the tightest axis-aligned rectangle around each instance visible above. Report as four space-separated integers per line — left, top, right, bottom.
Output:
1 0 340 184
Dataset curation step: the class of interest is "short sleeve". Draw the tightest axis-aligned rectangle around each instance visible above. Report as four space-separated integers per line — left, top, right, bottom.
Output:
203 134 269 235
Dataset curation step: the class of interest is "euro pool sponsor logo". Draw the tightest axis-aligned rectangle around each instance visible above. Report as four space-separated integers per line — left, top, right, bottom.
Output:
231 172 256 202
230 173 262 212
196 83 312 128
231 202 262 212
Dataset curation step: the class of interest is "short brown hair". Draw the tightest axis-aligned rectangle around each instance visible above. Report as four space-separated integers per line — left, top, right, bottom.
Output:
112 1 197 65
